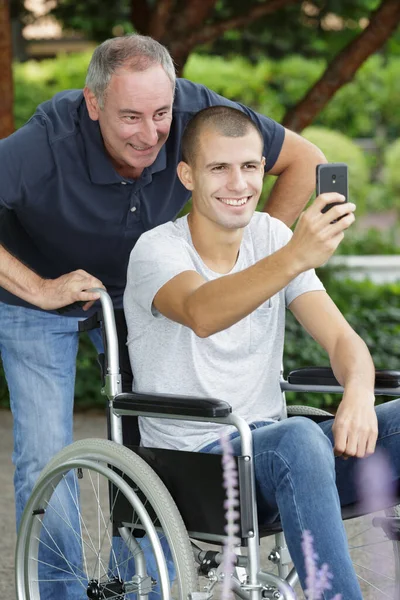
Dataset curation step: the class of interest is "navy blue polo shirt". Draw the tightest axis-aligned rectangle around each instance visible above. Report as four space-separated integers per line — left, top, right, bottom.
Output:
0 78 284 315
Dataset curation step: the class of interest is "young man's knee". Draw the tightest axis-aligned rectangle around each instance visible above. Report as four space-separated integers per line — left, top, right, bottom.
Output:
279 417 334 464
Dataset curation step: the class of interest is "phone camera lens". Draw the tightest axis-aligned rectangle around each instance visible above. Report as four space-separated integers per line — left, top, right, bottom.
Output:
332 174 336 182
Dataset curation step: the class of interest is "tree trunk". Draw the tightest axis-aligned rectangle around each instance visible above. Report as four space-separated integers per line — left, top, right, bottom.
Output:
132 0 297 76
0 0 14 138
282 0 400 132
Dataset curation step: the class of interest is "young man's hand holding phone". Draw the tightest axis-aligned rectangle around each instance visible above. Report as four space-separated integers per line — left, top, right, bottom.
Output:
289 162 355 271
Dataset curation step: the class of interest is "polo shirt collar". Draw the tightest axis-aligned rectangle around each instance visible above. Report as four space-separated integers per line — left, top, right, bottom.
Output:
80 102 167 185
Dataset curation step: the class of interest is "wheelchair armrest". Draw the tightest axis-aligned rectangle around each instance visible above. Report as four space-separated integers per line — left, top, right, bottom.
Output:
288 367 400 389
112 391 232 418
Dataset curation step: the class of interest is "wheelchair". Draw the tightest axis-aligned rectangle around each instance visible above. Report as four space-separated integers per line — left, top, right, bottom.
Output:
14 289 400 599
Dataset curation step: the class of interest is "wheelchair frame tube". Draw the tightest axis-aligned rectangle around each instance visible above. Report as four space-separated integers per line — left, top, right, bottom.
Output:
90 288 123 443
281 380 400 396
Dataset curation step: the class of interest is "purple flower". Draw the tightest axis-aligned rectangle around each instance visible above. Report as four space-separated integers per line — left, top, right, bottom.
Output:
302 529 342 600
220 431 240 600
355 447 396 514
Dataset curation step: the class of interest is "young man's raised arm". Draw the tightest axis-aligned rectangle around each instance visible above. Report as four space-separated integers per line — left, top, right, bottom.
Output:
289 290 377 460
154 194 354 338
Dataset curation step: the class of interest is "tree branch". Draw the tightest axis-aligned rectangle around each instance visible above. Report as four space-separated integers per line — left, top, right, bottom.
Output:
183 0 300 48
181 0 218 32
131 0 152 34
282 0 400 132
149 0 175 39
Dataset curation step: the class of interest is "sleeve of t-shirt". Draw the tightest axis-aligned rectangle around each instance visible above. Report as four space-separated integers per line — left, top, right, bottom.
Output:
125 229 196 317
174 79 285 172
0 116 54 210
269 216 325 307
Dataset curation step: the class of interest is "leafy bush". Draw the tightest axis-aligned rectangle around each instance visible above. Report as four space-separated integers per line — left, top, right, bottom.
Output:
336 227 400 256
13 52 92 128
184 54 281 121
284 277 400 409
269 55 325 117
302 126 369 213
384 138 400 208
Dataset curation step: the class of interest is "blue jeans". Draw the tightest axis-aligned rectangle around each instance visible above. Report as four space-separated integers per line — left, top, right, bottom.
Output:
0 302 104 599
200 402 400 599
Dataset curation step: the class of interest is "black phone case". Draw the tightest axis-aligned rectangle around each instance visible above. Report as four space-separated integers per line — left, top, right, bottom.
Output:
316 163 348 213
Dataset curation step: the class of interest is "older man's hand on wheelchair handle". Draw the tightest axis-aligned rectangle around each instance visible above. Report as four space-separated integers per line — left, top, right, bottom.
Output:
37 269 105 311
332 388 378 459
289 193 356 273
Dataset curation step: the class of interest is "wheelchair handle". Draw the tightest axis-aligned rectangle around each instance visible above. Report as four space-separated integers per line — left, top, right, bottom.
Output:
87 288 120 377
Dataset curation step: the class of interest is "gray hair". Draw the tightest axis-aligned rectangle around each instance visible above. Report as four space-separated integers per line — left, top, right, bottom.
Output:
85 34 176 108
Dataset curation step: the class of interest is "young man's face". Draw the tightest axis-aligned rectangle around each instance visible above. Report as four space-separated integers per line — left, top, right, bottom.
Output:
84 65 174 177
180 128 265 231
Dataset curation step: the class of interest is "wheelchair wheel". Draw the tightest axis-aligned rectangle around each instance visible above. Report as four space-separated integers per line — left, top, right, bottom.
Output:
15 438 198 599
345 504 400 599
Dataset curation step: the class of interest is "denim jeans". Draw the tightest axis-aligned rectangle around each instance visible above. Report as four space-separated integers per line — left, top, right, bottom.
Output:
0 302 104 599
200 401 400 599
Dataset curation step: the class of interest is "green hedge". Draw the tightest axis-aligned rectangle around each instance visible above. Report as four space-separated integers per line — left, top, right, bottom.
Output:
384 139 400 207
13 51 400 143
284 275 400 409
1 277 399 411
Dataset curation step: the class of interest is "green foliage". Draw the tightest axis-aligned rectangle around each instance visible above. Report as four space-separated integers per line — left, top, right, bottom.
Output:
384 139 400 207
302 126 369 213
314 55 386 138
337 227 400 256
50 0 133 42
284 277 400 409
13 52 92 128
269 56 325 113
184 54 281 121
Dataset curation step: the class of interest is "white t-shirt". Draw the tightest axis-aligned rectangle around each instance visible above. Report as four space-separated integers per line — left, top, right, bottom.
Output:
123 212 324 451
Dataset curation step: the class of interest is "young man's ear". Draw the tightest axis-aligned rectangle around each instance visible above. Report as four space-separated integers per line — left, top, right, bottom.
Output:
261 156 266 173
83 87 101 121
177 161 195 191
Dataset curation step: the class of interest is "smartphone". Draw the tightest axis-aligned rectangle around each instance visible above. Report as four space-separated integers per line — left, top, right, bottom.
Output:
316 163 348 214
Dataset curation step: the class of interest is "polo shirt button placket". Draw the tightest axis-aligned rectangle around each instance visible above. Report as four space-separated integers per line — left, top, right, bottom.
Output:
130 206 137 213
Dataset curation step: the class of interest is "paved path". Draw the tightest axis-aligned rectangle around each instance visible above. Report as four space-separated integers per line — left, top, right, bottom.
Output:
0 409 107 598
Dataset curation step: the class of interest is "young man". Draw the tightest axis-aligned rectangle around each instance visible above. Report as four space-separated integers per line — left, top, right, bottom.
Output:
0 34 325 599
124 105 400 598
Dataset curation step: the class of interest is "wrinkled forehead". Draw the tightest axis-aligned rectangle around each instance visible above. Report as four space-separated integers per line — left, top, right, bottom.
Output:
105 65 174 112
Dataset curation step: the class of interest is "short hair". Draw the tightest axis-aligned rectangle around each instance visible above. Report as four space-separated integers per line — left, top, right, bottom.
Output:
181 106 264 165
85 34 176 109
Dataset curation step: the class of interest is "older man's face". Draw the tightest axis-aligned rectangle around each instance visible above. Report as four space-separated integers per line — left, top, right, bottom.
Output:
85 64 173 178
